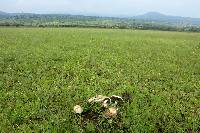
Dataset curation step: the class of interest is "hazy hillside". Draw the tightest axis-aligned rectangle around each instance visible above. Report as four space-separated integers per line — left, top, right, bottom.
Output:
0 11 8 16
0 11 200 32
134 12 200 26
0 11 7 14
1 11 200 26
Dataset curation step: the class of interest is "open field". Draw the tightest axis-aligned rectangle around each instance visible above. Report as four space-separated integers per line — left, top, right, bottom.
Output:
0 28 199 132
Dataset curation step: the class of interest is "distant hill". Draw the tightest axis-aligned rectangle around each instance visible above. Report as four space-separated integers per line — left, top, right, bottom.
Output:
0 11 200 26
0 11 7 14
0 11 8 16
0 10 200 32
134 12 200 25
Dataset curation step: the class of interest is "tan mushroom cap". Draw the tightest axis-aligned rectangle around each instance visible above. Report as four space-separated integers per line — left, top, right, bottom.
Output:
104 107 118 118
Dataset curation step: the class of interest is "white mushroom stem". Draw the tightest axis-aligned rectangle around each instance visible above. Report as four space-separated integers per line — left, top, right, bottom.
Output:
102 100 109 108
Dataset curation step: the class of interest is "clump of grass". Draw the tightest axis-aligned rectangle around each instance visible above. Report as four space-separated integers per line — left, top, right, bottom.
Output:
74 99 129 132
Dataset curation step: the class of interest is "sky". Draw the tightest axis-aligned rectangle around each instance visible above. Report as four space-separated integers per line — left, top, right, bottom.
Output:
0 0 200 18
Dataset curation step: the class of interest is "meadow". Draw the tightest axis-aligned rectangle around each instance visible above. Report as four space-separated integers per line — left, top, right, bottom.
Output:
0 28 199 132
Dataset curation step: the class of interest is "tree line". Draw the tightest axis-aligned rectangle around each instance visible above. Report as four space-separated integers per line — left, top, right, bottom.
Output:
0 14 200 32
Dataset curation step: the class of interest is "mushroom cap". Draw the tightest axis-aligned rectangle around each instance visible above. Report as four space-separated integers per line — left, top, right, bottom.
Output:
74 105 83 114
104 107 118 118
88 97 96 103
88 95 110 103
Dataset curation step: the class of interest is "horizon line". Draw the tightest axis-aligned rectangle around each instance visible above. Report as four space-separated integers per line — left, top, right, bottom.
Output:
1 10 200 19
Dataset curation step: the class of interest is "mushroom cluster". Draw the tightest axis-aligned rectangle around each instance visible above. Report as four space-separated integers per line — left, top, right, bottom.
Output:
74 95 123 118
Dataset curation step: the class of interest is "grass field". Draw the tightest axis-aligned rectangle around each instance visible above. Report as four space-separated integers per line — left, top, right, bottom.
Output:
0 28 199 132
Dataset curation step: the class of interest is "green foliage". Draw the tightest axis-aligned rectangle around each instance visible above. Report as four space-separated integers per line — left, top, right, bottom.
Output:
0 14 200 32
0 28 199 132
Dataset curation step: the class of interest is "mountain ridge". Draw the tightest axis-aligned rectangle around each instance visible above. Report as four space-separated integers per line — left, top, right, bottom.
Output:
0 11 8 15
134 12 200 26
0 11 200 26
1 10 200 19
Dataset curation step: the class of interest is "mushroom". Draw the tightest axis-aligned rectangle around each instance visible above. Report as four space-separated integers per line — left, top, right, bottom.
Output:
102 99 109 108
110 95 124 105
104 107 118 118
74 105 83 114
88 95 110 103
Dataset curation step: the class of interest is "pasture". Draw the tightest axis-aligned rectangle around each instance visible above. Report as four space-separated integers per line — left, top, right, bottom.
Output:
0 28 199 132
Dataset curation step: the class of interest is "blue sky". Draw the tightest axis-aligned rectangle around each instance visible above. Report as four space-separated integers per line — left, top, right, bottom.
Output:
1 0 200 18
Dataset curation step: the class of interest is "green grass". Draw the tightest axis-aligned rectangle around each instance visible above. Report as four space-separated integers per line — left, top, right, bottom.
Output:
0 28 199 132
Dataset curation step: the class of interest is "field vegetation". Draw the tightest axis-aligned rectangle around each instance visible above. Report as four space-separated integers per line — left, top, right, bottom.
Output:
0 28 199 132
